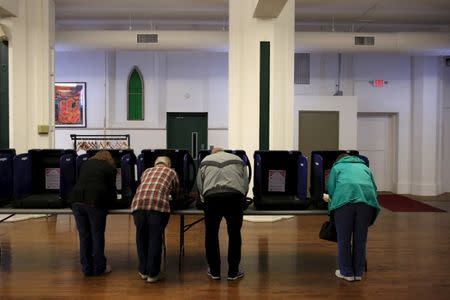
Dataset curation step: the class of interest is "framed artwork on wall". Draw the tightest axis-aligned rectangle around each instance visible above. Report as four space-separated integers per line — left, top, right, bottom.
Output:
54 82 87 128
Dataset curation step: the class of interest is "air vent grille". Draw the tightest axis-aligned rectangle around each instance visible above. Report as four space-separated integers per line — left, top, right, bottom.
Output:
294 53 310 85
137 34 158 44
354 36 375 46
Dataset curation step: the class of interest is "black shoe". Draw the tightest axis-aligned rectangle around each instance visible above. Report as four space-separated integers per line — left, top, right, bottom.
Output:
207 269 221 280
227 271 245 281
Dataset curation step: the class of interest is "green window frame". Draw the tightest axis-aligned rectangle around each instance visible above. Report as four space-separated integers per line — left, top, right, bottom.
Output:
127 66 144 120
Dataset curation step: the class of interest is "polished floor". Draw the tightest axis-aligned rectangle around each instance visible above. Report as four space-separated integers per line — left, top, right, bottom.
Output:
0 195 449 299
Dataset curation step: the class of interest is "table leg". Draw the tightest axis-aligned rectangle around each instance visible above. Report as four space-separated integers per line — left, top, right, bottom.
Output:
0 214 15 223
179 215 185 271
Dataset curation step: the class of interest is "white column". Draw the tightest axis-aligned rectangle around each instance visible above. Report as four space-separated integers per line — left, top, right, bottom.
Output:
411 56 441 195
442 62 450 192
228 0 294 155
5 0 55 153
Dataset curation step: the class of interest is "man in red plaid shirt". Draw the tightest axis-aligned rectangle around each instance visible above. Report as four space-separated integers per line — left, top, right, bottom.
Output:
131 156 179 283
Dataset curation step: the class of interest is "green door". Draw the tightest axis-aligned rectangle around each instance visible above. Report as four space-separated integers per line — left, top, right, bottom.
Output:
0 41 8 148
167 112 208 161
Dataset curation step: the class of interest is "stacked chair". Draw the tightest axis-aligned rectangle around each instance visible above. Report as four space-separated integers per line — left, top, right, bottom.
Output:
253 150 309 210
137 149 196 209
0 149 16 207
310 150 368 209
76 149 137 209
12 149 77 208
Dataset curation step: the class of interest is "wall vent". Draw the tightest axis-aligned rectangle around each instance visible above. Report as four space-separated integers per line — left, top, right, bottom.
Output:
137 34 158 44
354 36 375 46
294 53 310 85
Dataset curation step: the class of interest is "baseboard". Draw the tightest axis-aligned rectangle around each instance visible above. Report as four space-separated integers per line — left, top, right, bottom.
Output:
410 183 439 196
395 182 410 194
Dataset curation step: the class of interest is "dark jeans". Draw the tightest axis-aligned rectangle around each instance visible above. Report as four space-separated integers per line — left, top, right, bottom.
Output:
334 203 375 277
71 202 108 276
133 210 170 277
204 192 244 277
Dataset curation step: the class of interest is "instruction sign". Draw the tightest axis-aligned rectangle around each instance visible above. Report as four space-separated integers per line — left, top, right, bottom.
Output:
116 168 122 190
45 168 60 190
268 170 286 192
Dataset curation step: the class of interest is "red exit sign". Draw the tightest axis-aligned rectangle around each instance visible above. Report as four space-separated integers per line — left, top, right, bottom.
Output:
369 80 388 87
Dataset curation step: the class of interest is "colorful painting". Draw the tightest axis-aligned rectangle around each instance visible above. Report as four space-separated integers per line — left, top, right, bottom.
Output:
55 82 86 127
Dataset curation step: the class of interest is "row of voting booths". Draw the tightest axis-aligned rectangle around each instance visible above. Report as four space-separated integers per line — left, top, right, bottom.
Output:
0 148 368 211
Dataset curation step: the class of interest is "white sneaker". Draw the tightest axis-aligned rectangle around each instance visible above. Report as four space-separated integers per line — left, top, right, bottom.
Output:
102 264 112 275
354 276 362 281
147 273 164 283
335 270 354 282
138 272 148 280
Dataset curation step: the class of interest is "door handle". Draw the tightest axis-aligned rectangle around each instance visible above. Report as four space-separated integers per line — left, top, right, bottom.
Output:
191 132 198 160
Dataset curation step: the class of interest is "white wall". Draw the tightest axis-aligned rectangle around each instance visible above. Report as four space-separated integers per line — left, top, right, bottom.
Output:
55 51 109 151
410 57 441 195
443 109 450 192
442 63 450 192
295 53 413 193
56 51 107 129
353 54 412 193
54 49 447 195
55 50 229 154
295 53 354 97
294 53 448 195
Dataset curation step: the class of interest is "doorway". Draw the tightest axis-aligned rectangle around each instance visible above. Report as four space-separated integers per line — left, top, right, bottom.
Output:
357 113 396 192
298 111 339 195
166 112 208 161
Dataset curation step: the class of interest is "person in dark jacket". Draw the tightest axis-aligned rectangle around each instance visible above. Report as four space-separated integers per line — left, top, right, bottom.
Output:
327 154 380 282
196 148 249 281
69 150 117 276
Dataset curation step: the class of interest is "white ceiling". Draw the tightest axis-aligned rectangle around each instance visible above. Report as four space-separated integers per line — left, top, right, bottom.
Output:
54 0 450 32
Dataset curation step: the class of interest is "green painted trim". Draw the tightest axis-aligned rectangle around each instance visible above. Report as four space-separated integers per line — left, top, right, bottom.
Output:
259 41 270 150
0 42 9 148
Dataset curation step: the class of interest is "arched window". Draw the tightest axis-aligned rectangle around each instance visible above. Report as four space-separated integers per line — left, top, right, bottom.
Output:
127 66 144 120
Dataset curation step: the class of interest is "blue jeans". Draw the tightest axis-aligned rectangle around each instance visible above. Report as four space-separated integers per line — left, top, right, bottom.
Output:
334 203 374 277
133 210 170 277
71 203 108 276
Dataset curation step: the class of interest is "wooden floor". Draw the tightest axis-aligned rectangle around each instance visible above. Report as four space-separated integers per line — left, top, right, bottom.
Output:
1 194 449 299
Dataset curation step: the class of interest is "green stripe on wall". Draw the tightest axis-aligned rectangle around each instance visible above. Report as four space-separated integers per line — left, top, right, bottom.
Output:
259 41 270 150
0 42 9 148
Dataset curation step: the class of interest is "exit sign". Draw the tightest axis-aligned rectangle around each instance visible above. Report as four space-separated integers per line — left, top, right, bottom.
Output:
369 80 388 87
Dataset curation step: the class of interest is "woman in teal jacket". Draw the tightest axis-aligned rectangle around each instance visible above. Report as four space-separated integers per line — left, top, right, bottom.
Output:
327 154 380 282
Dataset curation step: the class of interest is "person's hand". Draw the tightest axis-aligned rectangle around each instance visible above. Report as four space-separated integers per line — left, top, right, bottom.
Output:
323 193 330 202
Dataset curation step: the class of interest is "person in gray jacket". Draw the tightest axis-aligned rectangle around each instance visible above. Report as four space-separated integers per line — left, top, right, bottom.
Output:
196 148 249 281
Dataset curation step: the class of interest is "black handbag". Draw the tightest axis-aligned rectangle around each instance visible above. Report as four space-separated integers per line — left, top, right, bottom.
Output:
319 221 337 242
